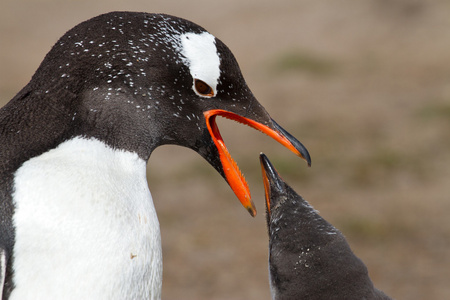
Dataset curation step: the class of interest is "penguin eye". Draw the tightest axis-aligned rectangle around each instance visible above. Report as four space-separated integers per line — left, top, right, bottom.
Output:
194 79 214 97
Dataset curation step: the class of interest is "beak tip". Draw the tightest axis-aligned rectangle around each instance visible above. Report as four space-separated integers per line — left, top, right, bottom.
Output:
300 146 312 168
299 147 312 167
270 119 312 168
247 206 257 217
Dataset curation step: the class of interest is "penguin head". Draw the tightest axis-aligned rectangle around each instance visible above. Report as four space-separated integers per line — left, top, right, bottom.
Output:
30 12 311 216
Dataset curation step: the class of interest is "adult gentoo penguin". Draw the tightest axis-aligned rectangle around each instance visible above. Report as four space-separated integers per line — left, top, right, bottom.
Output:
259 154 391 300
0 12 311 299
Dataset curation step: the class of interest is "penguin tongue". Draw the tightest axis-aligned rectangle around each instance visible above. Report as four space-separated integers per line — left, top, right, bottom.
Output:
204 109 311 217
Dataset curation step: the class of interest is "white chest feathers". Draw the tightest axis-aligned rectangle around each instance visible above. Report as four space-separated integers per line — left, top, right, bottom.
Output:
11 137 162 300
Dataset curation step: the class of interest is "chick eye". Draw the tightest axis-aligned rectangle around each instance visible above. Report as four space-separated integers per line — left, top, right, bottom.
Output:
194 79 214 97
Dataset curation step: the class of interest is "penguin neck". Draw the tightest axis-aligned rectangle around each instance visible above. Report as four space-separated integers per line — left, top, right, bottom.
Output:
1 84 165 175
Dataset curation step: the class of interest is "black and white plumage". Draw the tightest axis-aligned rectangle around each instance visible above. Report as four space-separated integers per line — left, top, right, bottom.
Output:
259 154 391 300
0 12 311 299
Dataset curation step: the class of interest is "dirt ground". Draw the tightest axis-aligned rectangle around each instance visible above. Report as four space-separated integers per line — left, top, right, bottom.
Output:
1 1 450 299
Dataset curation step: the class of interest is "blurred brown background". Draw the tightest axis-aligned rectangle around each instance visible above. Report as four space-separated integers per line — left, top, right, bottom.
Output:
1 0 450 299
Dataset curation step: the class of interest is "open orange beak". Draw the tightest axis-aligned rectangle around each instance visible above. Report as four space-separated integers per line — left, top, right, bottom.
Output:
204 109 311 217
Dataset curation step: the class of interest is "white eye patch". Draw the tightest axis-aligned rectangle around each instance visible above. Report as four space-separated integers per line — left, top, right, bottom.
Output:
180 32 220 97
